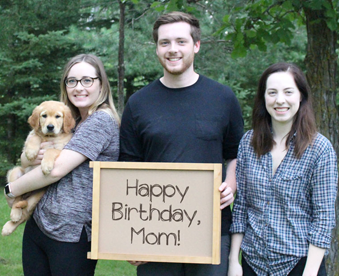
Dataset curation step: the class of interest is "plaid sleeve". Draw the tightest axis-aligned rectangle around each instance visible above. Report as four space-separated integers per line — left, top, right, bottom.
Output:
230 132 250 234
308 139 338 248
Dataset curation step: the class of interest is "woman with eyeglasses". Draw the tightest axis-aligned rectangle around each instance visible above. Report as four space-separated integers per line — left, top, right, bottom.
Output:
4 54 120 275
228 63 337 276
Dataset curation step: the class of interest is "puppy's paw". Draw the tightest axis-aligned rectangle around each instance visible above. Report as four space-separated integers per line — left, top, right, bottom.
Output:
7 167 24 182
41 160 53 175
10 208 23 223
25 148 39 161
2 222 14 236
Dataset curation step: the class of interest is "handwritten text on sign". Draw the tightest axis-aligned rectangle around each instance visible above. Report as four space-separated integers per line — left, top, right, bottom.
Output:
90 162 221 264
112 179 201 246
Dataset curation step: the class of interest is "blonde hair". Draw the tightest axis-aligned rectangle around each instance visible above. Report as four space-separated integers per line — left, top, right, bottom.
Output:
60 54 120 125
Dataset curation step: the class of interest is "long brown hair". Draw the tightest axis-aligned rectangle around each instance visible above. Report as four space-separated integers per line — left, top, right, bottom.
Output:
251 62 316 158
60 54 120 124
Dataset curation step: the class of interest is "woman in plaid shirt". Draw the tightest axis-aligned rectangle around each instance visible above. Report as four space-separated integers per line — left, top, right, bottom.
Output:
228 62 338 276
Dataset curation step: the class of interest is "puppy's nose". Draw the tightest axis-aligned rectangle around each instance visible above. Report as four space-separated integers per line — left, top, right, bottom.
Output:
47 124 55 131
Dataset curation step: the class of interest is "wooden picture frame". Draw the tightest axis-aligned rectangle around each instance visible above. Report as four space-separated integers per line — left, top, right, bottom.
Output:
88 161 222 264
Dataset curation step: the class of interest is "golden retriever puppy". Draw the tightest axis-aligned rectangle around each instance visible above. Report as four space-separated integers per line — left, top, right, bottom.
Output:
2 101 75 236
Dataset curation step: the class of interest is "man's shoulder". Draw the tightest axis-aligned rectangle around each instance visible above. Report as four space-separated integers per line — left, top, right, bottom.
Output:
198 75 234 94
129 79 161 101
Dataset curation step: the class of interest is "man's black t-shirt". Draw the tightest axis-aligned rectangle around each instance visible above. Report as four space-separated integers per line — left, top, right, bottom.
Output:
120 75 244 234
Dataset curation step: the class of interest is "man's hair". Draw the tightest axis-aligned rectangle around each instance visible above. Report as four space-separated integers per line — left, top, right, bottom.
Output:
153 11 201 43
251 62 317 158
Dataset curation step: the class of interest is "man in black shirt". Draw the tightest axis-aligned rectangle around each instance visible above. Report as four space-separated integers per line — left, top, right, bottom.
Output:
120 11 244 276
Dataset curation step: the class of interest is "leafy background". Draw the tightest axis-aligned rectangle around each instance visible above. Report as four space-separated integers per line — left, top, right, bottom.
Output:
0 0 338 274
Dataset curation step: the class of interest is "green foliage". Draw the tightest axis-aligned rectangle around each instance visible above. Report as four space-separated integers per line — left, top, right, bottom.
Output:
217 0 301 58
0 0 337 272
0 96 58 120
0 0 85 180
0 0 310 180
217 0 339 58
65 0 162 103
149 0 198 14
228 81 254 130
0 197 27 275
0 0 337 273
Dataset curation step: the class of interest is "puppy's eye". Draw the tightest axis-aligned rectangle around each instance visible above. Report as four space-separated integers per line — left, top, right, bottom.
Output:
56 115 61 119
42 114 47 118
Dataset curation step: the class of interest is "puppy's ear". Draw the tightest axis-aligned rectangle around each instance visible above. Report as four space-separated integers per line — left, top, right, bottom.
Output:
63 105 75 133
28 105 42 131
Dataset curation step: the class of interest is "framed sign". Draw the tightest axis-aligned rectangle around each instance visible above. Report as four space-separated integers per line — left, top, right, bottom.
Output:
88 162 222 264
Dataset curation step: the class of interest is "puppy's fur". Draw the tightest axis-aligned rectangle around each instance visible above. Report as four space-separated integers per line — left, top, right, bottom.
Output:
2 101 75 236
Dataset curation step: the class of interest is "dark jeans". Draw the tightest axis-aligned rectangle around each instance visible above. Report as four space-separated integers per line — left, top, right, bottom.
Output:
242 255 326 276
22 218 97 276
137 235 231 276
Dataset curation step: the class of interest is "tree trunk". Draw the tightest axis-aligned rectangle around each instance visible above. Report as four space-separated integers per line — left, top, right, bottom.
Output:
117 0 126 116
125 75 135 104
304 2 339 275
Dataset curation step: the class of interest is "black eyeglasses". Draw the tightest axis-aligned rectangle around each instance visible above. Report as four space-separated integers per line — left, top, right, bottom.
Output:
65 77 99 88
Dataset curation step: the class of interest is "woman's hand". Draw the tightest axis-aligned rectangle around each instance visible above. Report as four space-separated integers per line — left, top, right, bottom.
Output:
228 233 244 276
228 260 243 276
302 244 325 276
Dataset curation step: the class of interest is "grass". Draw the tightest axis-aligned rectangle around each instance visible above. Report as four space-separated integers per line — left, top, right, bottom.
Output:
0 194 137 276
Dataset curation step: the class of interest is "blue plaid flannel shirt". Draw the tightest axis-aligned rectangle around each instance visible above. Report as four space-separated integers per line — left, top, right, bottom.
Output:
230 130 338 276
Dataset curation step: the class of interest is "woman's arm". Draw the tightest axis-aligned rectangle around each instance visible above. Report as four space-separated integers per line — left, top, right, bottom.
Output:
303 137 337 275
227 135 249 276
8 149 87 196
228 233 244 276
302 244 325 276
